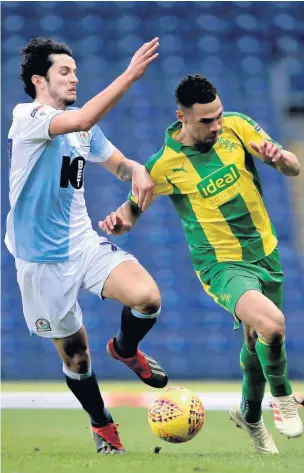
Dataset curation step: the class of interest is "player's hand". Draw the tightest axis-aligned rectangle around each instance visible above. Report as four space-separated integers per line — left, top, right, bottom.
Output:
98 213 132 236
131 164 156 211
250 140 285 165
126 37 159 81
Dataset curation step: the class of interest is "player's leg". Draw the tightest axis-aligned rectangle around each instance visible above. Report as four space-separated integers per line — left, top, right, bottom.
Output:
15 257 124 454
52 327 124 454
102 260 161 353
82 239 167 388
103 261 168 388
230 323 278 453
236 290 303 438
240 324 266 424
236 291 288 393
52 326 112 428
197 265 277 452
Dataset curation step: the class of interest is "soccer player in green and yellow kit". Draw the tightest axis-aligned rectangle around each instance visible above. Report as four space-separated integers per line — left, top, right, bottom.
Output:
99 75 303 453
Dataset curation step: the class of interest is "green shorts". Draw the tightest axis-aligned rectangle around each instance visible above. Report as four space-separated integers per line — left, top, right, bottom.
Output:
196 247 284 330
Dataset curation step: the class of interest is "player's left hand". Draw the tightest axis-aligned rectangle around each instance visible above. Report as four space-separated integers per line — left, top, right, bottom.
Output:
249 140 285 166
131 164 156 211
99 212 132 236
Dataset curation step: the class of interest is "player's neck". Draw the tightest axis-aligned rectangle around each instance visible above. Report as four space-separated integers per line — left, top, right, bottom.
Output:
175 127 214 154
34 94 67 111
175 128 196 147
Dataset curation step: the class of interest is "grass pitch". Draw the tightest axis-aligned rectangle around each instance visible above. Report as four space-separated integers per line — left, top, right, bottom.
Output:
2 380 304 473
2 408 304 473
2 381 304 473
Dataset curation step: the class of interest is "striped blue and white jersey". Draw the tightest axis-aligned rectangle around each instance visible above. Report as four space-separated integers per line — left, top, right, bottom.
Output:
5 101 115 263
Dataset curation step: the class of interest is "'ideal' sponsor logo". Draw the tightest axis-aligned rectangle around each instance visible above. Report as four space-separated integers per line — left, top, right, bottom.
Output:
197 164 240 199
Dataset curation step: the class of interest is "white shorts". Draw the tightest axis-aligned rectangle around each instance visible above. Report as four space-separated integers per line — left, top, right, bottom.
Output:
15 235 137 338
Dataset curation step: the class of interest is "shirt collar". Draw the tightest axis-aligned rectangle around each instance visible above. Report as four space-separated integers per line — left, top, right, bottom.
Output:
165 121 184 152
165 121 203 156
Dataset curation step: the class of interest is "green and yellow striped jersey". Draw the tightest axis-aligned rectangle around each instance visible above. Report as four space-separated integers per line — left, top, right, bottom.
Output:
129 112 282 269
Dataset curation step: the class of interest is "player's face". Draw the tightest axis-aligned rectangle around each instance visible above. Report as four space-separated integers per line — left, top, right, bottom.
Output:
45 54 78 107
177 96 223 151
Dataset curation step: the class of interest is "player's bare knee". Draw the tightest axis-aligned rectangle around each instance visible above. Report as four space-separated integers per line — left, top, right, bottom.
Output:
257 311 285 344
65 350 90 373
70 352 90 373
131 285 161 315
259 327 285 345
62 337 90 372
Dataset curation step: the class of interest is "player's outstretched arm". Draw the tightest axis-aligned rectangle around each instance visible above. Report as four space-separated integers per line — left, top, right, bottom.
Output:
250 140 300 176
49 38 159 137
98 201 145 236
100 148 155 210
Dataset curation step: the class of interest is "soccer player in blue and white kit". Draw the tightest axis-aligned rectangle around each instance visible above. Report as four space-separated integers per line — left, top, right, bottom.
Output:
5 37 168 454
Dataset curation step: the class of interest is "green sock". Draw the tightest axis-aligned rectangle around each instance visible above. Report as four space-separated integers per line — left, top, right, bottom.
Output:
255 337 292 397
240 342 266 423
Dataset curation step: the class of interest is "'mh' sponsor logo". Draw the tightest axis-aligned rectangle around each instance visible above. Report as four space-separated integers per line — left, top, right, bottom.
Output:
197 164 240 199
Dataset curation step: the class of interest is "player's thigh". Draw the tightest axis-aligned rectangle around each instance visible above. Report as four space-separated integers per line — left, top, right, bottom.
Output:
196 265 263 330
81 238 161 308
235 290 285 336
102 260 161 308
235 250 284 332
15 258 83 339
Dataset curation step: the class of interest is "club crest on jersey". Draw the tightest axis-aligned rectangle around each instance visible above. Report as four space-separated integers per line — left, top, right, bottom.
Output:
197 164 240 199
36 318 51 332
79 131 90 147
218 137 240 153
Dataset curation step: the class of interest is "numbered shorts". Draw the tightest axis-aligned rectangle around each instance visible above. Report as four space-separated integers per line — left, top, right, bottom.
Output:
15 236 137 338
196 248 284 330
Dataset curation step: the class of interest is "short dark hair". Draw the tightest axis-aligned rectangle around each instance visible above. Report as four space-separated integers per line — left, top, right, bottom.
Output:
175 74 217 108
20 37 73 98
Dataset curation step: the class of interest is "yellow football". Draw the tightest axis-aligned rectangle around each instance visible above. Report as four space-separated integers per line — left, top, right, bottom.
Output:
148 386 205 443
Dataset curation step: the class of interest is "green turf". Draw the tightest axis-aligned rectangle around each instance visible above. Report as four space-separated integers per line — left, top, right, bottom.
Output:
2 380 304 392
2 408 304 473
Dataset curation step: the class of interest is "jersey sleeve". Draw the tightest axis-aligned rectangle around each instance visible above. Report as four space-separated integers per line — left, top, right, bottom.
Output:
87 125 115 163
128 149 173 207
230 113 283 162
16 103 64 141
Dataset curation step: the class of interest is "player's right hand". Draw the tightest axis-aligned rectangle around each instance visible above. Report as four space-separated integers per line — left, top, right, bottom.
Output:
98 213 132 236
126 37 159 81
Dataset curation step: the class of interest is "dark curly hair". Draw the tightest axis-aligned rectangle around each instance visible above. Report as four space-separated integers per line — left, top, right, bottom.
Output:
175 74 217 108
20 37 73 98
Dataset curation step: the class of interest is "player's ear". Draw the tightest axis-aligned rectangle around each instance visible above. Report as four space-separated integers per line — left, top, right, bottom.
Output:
176 109 185 123
32 75 40 86
32 75 44 89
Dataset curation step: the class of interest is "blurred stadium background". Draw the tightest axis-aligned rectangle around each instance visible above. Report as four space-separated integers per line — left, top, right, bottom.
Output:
1 1 304 384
